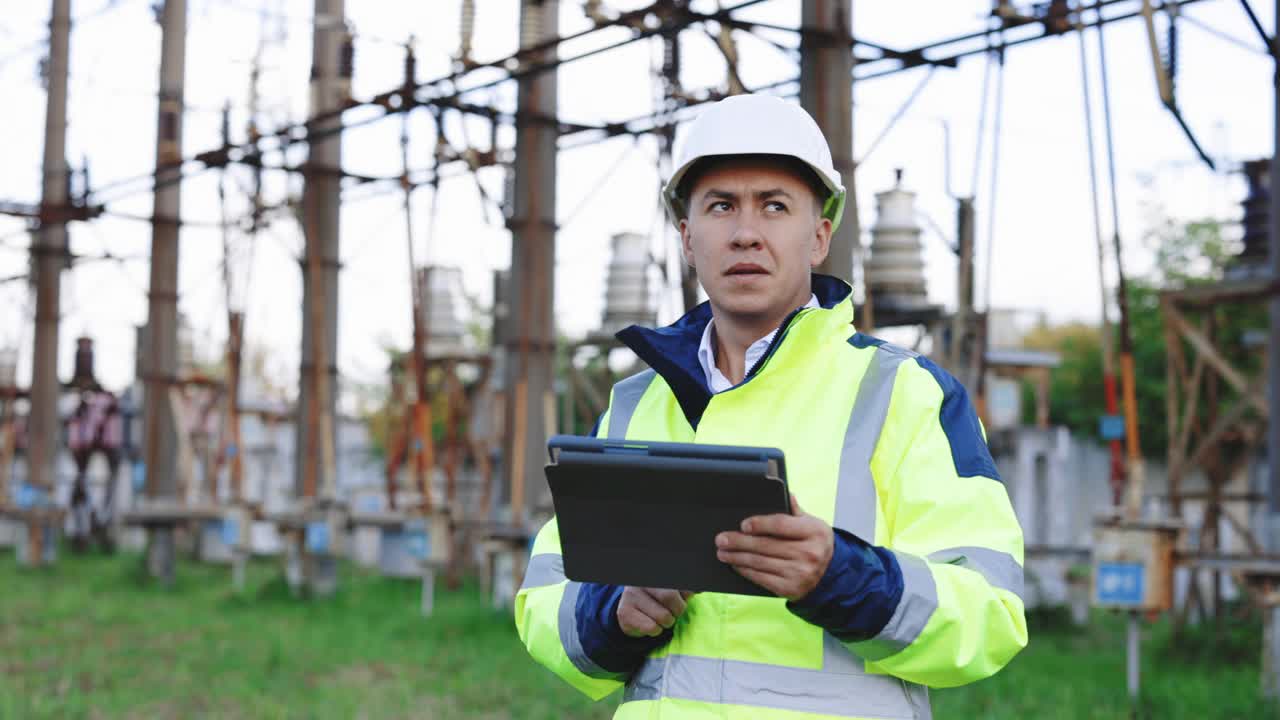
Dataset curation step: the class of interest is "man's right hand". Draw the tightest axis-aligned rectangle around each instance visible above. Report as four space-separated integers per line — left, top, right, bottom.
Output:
617 587 695 638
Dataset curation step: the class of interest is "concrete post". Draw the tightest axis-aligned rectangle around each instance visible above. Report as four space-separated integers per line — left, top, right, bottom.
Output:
801 0 857 286
502 0 559 528
142 0 188 585
23 0 72 567
1267 0 1280 551
296 0 344 504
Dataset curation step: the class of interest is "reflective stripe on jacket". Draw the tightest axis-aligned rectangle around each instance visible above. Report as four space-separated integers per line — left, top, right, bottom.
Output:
515 274 1027 719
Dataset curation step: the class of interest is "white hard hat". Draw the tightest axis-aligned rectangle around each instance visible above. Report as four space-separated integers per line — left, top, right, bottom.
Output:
662 94 846 232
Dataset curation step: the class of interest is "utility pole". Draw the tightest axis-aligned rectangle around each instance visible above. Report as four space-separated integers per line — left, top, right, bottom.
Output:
502 0 559 528
658 4 698 314
22 0 72 567
1268 0 1280 554
141 0 187 584
289 0 345 597
296 0 345 505
800 0 858 295
952 197 979 391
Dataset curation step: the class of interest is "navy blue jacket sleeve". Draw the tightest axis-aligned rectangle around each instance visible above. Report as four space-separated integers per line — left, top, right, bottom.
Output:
574 583 671 674
786 529 905 641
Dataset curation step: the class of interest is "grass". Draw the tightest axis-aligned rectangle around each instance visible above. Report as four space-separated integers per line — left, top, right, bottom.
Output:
0 548 607 720
0 548 1273 719
933 607 1274 720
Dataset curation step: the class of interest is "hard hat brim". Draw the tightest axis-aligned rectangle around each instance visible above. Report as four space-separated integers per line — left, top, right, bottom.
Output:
662 154 846 233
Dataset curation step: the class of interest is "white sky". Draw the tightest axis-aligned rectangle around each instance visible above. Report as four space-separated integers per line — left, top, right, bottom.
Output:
0 0 1273 407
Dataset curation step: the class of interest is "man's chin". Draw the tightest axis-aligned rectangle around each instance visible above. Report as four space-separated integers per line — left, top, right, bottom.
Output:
710 295 775 320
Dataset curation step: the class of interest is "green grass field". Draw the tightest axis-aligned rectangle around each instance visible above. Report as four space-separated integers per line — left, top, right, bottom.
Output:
0 548 1272 719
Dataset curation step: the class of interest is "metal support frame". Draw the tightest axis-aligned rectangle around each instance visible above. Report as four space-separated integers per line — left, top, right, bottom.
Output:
1161 279 1278 628
382 351 494 587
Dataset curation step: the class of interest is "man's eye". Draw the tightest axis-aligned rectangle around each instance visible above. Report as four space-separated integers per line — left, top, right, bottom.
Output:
709 201 732 212
765 201 788 212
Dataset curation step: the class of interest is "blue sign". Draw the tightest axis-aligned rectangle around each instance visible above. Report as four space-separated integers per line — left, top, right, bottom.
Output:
1099 415 1126 441
305 521 330 554
1096 562 1145 605
15 483 48 510
404 520 430 560
132 462 147 492
221 517 240 547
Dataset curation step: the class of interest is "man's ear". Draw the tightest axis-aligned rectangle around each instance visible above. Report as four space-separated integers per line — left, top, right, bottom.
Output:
680 219 696 267
810 216 833 268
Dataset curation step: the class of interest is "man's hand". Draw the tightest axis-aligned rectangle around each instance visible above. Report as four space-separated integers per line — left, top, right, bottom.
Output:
617 587 695 638
715 494 834 601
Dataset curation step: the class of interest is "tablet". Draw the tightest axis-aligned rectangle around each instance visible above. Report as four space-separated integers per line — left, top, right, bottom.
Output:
545 435 790 596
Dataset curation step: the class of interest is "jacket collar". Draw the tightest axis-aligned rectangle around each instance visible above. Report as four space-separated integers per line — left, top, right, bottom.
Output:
615 273 854 429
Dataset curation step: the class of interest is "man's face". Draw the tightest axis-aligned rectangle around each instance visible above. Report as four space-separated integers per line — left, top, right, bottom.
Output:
680 161 832 324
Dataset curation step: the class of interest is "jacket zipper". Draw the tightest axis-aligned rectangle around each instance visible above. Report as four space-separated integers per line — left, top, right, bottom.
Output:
724 307 811 393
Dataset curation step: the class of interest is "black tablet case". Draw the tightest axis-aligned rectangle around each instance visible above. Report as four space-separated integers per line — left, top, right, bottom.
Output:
545 436 790 597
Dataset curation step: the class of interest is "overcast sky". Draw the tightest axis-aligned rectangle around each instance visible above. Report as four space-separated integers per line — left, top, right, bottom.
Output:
0 0 1272 406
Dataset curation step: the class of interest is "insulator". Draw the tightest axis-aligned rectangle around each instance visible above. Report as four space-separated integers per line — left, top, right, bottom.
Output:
459 0 476 61
662 32 679 83
80 158 91 206
220 102 232 143
0 346 16 387
70 337 99 390
1165 18 1178 89
519 0 542 49
417 266 471 357
339 30 355 80
502 164 516 220
1240 159 1270 263
404 45 417 89
600 233 656 335
866 170 930 310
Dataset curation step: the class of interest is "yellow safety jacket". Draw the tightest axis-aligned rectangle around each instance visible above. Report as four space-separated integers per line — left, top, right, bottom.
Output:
516 274 1027 719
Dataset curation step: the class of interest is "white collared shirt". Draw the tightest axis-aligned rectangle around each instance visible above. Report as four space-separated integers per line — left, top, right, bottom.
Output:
697 294 820 394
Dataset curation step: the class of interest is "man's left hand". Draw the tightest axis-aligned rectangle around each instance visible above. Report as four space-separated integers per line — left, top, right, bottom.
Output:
715 494 834 601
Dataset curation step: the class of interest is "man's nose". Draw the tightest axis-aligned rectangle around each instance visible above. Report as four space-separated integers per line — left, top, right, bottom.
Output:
729 217 764 250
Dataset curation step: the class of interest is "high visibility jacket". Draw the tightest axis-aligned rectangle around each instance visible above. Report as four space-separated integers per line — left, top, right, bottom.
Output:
515 275 1027 719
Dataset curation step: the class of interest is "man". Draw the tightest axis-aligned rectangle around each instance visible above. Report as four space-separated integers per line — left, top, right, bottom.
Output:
515 94 1026 719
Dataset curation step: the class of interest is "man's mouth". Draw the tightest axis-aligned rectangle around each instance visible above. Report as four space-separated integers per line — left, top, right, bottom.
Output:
725 263 769 276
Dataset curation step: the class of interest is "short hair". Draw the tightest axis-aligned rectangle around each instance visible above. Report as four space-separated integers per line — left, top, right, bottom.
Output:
675 153 830 218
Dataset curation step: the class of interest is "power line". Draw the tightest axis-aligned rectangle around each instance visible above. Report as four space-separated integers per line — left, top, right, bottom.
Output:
0 0 147 71
6 0 1216 268
858 65 938 165
78 0 772 208
1180 12 1271 54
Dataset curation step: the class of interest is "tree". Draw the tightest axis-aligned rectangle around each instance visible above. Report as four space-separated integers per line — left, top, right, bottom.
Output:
1021 214 1263 461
